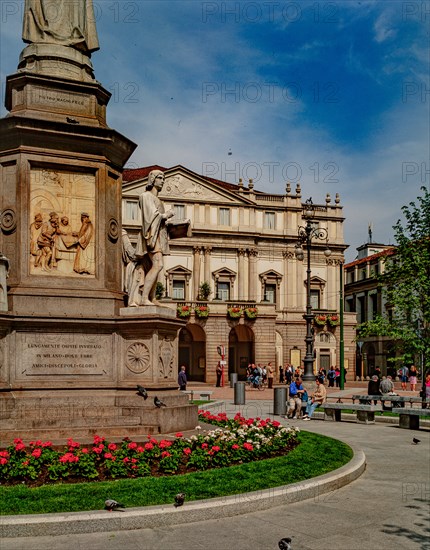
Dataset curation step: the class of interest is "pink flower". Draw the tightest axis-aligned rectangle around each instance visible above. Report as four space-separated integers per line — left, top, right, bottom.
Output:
144 443 154 451
161 451 171 458
128 442 137 450
123 457 130 463
13 438 23 445
211 446 220 452
104 452 113 459
159 440 172 449
93 435 105 445
14 443 25 452
108 443 117 451
131 458 137 463
137 446 145 453
0 451 9 458
0 457 8 465
232 444 240 450
42 441 52 448
92 446 103 454
243 443 254 451
31 448 42 458
175 432 183 438
201 443 208 449
272 420 281 427
183 447 192 455
81 448 89 454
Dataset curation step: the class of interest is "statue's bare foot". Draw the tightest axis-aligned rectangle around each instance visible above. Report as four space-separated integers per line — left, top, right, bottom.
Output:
141 299 154 306
151 298 162 306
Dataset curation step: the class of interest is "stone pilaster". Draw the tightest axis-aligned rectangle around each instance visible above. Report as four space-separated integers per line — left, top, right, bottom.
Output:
248 249 258 301
192 246 201 299
238 248 246 300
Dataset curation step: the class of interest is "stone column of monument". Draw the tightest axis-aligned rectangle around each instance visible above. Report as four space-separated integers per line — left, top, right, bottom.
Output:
0 1 197 442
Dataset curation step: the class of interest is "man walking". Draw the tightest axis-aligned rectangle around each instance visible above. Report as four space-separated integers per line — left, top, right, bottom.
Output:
178 365 187 391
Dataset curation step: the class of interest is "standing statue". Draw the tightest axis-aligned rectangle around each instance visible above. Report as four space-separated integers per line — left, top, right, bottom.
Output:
121 229 145 307
22 0 99 54
135 170 175 306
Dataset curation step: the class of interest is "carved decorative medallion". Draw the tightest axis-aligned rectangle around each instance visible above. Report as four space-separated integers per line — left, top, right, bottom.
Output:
159 338 174 379
0 209 17 233
108 218 119 242
126 342 151 374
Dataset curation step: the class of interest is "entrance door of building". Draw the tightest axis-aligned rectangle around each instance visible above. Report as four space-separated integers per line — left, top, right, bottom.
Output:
320 354 331 372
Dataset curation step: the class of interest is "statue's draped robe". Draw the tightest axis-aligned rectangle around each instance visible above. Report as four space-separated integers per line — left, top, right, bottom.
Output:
23 0 99 53
135 192 170 258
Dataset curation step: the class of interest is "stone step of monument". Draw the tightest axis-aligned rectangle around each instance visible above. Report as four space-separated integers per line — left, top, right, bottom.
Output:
0 425 162 446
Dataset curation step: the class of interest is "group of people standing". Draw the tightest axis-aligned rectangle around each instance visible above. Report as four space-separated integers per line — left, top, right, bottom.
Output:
279 364 343 388
246 363 275 389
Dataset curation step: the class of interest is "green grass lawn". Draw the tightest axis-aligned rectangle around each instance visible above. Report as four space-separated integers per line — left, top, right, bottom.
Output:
0 432 352 516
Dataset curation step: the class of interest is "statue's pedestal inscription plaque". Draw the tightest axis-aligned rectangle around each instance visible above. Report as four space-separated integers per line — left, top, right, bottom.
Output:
16 333 113 381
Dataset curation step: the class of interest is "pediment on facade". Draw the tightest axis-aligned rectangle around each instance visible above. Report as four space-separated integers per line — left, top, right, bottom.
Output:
259 269 283 281
167 265 192 277
122 165 254 205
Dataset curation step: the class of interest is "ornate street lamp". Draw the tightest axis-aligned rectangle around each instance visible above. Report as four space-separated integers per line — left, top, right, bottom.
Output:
295 198 331 381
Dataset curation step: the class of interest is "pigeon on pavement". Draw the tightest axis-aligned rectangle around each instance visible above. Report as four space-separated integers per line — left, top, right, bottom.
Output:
154 396 167 408
412 437 421 445
174 493 186 507
278 537 292 550
136 385 148 400
105 499 125 511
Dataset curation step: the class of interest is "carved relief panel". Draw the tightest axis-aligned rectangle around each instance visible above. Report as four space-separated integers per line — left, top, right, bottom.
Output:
29 168 96 277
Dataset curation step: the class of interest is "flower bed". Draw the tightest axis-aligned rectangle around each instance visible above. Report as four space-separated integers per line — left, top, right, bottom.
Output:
177 305 191 318
0 416 298 487
227 307 242 319
194 305 209 318
244 307 258 320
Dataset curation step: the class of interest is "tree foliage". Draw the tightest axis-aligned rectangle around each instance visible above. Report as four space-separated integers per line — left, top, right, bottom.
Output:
358 187 430 369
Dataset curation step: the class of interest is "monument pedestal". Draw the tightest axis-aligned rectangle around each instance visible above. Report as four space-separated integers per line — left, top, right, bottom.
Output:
0 66 198 443
0 309 197 444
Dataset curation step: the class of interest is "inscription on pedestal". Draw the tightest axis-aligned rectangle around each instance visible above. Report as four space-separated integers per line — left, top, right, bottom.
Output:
31 86 90 114
16 334 112 377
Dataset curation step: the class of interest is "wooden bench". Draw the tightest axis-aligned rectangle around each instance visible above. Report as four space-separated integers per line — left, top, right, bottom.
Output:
183 390 214 402
392 408 430 430
319 403 382 424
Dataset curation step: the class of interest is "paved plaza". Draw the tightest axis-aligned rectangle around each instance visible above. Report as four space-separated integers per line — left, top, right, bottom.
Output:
1 384 429 550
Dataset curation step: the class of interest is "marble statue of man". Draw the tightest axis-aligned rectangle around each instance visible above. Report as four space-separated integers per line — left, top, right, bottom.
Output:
22 0 99 54
135 170 175 306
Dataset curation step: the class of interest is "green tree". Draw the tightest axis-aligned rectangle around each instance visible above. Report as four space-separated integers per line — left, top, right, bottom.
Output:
358 187 430 372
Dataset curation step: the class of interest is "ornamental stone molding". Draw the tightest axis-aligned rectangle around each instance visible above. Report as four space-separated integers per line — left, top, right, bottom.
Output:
0 209 17 233
159 338 174 379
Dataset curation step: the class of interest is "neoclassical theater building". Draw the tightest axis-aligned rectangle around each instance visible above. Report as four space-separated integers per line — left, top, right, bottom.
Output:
122 165 356 383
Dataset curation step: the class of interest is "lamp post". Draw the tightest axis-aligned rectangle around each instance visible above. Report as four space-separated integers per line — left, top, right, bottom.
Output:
295 198 331 381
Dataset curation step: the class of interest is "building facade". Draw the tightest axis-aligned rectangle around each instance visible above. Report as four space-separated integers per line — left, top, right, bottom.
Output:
344 243 396 378
123 165 357 383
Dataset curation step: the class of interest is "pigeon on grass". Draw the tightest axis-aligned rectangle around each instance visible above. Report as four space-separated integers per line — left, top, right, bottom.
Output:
174 493 186 507
154 396 167 408
136 385 148 400
278 537 292 550
105 499 125 512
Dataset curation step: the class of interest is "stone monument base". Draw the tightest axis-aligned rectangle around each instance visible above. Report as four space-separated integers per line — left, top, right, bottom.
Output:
0 308 198 445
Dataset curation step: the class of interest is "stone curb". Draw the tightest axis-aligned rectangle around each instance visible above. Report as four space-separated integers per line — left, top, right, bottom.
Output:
0 445 366 538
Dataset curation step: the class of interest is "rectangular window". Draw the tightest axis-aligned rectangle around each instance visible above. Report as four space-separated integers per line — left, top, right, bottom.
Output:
264 212 276 229
173 204 185 219
265 283 276 303
370 293 378 318
124 200 138 221
172 280 185 300
310 289 320 310
219 208 230 226
217 281 230 301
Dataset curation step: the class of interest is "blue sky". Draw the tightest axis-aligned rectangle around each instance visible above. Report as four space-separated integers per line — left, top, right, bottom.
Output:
1 0 429 261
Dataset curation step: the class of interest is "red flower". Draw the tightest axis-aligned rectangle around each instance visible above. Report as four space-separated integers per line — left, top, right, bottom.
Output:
144 443 154 451
0 451 9 458
161 451 171 458
123 457 130 463
0 457 8 465
201 443 208 449
272 420 281 427
183 447 192 455
175 432 183 438
13 438 23 445
81 448 89 454
137 446 145 453
92 446 103 454
243 443 254 451
31 448 42 458
108 443 117 451
104 452 113 459
232 444 240 450
42 441 52 447
211 446 220 452
93 435 105 445
14 443 25 452
128 442 137 450
159 440 172 449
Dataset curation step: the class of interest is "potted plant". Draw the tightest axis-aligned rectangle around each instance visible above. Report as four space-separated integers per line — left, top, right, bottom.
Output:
244 307 258 320
198 282 212 301
327 314 340 327
177 305 191 319
227 307 242 319
194 305 210 318
155 282 165 300
314 314 327 326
